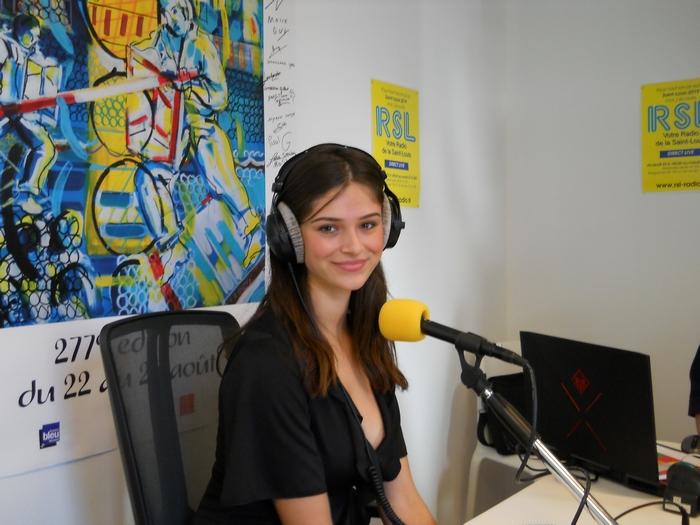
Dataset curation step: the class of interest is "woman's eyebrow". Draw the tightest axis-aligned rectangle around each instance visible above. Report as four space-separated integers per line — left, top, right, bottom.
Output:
308 212 381 224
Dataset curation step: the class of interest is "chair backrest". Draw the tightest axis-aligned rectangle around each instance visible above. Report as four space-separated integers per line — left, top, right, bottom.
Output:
100 310 239 525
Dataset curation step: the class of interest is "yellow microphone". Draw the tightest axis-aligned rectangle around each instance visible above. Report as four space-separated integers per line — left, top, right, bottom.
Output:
378 299 430 342
379 299 524 365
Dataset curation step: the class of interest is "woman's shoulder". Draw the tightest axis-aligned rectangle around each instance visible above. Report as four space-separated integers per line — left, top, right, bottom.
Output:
237 309 286 342
221 310 309 405
227 310 299 376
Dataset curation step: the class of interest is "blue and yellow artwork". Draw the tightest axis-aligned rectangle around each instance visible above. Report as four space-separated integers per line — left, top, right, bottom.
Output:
0 0 265 327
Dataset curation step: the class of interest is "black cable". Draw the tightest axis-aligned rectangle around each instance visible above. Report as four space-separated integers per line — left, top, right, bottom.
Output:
657 442 685 453
474 350 538 484
339 384 404 525
573 469 598 483
567 466 591 525
515 360 538 483
516 450 547 473
366 459 405 525
613 500 689 524
288 262 315 321
514 470 551 483
512 447 548 484
525 464 596 524
477 351 538 485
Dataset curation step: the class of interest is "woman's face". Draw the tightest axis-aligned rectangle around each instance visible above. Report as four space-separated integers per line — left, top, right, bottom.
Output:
300 181 384 298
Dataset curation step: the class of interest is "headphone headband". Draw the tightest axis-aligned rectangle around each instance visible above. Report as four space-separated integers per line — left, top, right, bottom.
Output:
271 143 385 197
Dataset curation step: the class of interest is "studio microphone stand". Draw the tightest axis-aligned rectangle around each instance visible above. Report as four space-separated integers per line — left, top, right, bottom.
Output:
457 348 618 525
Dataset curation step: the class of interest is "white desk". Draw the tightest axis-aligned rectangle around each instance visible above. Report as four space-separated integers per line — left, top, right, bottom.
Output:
465 474 697 524
465 443 535 518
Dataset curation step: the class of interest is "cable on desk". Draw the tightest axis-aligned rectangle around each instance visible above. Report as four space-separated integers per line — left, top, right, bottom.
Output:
517 450 548 473
567 466 591 525
658 442 685 454
512 450 548 483
514 447 600 486
515 469 549 482
514 469 549 483
613 500 689 525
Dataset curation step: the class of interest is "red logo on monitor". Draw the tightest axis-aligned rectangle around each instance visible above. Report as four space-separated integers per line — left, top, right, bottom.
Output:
561 371 606 452
571 369 590 395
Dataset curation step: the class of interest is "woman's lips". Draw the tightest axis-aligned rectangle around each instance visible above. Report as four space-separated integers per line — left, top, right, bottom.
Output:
334 260 366 272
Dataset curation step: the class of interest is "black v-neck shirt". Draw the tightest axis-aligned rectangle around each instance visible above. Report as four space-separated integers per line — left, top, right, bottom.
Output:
195 310 407 524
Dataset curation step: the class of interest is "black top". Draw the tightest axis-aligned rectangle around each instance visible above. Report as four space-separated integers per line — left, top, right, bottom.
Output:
195 310 407 524
689 345 700 416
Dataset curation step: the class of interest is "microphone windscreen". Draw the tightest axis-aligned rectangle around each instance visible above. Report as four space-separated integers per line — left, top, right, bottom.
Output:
379 299 429 342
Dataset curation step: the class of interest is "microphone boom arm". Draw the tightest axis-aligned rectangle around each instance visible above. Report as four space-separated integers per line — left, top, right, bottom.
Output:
420 318 524 366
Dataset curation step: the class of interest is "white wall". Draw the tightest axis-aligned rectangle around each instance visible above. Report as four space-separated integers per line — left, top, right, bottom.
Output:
503 0 700 442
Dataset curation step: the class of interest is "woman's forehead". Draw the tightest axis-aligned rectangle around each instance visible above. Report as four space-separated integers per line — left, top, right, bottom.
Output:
305 182 381 221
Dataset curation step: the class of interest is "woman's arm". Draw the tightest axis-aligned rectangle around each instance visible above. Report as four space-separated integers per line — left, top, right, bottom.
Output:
382 457 436 525
274 493 334 525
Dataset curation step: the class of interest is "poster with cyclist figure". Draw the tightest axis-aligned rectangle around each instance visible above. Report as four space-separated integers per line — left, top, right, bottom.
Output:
0 0 266 328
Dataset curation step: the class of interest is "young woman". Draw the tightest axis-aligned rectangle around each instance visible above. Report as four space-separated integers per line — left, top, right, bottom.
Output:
196 144 436 525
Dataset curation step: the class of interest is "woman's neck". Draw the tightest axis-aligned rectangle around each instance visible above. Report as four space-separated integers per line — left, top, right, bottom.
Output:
308 284 350 342
307 284 368 390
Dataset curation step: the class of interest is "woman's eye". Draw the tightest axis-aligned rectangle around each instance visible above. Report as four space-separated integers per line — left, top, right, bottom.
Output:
318 224 337 233
361 221 379 230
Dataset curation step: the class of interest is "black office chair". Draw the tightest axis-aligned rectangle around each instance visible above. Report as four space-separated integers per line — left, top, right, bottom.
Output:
100 310 239 525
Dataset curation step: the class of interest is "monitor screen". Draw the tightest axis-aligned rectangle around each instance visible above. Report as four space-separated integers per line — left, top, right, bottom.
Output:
520 331 659 494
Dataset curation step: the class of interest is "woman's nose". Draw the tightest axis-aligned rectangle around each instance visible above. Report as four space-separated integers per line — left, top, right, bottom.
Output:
340 228 362 253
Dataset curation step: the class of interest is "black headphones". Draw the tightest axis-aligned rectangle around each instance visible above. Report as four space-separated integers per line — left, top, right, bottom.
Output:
266 143 405 264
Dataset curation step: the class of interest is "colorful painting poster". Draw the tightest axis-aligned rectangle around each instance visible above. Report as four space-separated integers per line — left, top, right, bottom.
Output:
371 79 420 207
0 0 266 329
641 78 700 192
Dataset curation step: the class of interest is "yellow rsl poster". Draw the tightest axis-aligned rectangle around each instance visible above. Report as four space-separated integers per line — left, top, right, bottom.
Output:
641 78 700 192
371 80 420 207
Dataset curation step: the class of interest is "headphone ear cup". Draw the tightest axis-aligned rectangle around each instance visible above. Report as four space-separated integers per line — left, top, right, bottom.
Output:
266 202 304 264
266 209 294 264
381 195 392 248
382 190 404 249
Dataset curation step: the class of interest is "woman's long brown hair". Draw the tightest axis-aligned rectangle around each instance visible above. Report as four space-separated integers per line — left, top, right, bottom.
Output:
237 145 407 396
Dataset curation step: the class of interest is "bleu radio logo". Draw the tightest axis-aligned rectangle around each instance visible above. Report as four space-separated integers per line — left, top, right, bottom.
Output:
39 422 60 449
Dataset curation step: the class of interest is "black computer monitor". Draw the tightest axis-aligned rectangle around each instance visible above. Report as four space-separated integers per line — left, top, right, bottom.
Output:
520 331 660 494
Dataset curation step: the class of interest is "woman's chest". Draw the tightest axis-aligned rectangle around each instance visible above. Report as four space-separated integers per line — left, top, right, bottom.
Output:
307 391 390 490
308 395 359 488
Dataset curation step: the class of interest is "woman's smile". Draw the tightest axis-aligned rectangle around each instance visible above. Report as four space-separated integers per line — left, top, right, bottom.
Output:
333 259 367 272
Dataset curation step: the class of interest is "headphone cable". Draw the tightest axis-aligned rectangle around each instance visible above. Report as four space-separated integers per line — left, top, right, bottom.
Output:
338 384 405 525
